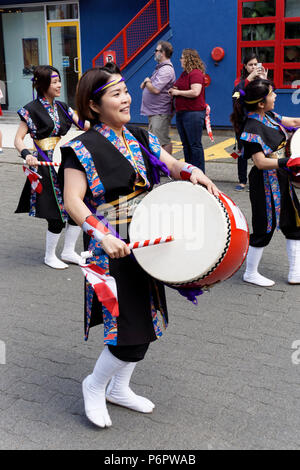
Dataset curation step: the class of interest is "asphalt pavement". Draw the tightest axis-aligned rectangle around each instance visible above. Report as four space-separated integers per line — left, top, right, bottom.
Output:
0 120 300 451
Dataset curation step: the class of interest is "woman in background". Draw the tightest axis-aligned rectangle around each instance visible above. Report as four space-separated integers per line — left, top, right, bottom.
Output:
169 49 207 173
15 65 87 269
231 78 300 286
232 52 267 191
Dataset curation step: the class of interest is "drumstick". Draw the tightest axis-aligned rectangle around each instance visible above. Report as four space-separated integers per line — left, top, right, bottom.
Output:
129 235 174 250
22 159 60 167
80 235 174 261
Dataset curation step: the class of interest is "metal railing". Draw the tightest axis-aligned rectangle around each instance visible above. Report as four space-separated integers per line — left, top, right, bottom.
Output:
92 0 169 70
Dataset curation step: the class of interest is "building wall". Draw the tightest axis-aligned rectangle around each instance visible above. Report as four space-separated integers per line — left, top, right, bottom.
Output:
111 0 299 125
170 0 237 127
0 1 298 123
120 0 237 126
79 0 148 73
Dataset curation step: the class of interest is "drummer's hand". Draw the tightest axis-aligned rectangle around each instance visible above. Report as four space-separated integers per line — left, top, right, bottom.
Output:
190 169 220 196
25 154 39 169
100 234 131 259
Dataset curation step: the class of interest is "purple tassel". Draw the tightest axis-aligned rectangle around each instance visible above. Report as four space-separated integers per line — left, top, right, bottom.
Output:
78 119 85 130
174 287 204 305
56 101 84 130
138 142 170 184
281 124 299 133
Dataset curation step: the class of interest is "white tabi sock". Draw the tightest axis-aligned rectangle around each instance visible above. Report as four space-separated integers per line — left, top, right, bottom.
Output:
286 239 300 284
106 362 155 413
243 245 275 286
82 346 127 428
61 224 81 264
44 230 68 269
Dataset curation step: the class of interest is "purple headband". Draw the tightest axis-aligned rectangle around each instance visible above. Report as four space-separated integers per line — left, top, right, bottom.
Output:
93 77 125 95
31 73 59 82
31 73 60 99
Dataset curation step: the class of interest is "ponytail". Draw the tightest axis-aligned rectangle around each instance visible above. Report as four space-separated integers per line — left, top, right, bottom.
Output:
230 78 274 135
230 100 246 136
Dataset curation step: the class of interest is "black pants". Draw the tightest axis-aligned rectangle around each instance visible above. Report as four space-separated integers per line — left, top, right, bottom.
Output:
249 167 300 247
237 155 248 185
47 217 77 234
236 137 247 185
108 343 150 362
250 215 300 247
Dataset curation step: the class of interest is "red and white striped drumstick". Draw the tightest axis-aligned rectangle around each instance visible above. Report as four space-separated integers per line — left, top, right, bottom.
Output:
23 160 61 167
128 235 174 250
80 235 174 261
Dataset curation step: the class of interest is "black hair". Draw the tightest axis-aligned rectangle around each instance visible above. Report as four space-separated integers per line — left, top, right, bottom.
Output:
230 78 274 135
241 51 258 79
32 65 61 97
76 62 122 124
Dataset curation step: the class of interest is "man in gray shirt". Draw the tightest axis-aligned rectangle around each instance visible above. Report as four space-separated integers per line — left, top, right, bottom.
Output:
140 41 175 154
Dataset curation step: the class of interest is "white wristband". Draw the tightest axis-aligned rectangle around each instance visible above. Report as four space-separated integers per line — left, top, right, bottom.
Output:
180 163 197 180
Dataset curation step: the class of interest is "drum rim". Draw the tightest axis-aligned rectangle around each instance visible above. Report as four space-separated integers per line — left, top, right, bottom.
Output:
165 198 231 286
129 181 232 285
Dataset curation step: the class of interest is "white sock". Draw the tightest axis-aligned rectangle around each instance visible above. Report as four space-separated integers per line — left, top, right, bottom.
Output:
106 362 155 413
82 346 127 428
61 224 81 264
44 230 68 269
286 239 300 284
243 245 274 286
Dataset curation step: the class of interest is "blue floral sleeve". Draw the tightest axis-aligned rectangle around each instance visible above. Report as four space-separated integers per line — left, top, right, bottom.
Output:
272 111 283 123
148 132 162 159
17 107 37 136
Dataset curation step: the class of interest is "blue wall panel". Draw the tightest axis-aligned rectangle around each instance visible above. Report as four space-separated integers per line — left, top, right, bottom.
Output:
169 0 237 127
122 0 239 126
79 0 148 73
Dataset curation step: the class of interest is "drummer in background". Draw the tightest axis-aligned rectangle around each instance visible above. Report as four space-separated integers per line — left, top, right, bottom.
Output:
231 78 300 287
14 65 88 269
60 63 219 429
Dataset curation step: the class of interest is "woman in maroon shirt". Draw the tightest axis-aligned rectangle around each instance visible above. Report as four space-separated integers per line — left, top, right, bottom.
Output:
169 49 206 172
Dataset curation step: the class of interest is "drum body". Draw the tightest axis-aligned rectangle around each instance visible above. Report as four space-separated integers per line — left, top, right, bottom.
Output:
286 128 300 189
129 181 249 288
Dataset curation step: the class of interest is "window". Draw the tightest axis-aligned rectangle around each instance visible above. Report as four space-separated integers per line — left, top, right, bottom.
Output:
46 4 78 20
242 1 276 18
237 0 300 89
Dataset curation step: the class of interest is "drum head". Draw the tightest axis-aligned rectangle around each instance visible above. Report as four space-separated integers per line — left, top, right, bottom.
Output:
129 181 230 284
290 128 300 156
289 129 300 188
